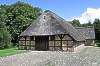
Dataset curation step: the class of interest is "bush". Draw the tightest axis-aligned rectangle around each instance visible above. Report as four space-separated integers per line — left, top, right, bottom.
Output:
96 43 100 47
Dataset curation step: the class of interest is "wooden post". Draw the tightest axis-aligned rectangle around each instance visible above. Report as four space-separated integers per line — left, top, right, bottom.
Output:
54 35 55 51
59 34 63 51
67 41 68 51
25 36 27 50
29 36 31 50
60 37 62 51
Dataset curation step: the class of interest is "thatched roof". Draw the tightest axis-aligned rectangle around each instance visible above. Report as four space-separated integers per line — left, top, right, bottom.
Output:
20 10 85 41
76 27 95 39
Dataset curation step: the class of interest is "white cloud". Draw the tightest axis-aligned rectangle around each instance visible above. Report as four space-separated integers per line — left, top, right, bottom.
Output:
71 8 100 24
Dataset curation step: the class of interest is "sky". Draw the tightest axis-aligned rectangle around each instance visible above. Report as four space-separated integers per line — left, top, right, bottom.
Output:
0 0 100 24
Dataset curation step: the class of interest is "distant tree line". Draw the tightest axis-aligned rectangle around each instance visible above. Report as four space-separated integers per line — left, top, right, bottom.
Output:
0 1 42 49
70 19 100 43
70 19 93 27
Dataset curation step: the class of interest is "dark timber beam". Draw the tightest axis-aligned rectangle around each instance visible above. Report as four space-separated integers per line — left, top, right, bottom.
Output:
29 36 31 50
54 35 55 51
25 36 27 50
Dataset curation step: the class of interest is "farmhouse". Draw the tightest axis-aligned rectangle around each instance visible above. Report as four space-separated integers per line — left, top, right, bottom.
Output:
18 10 95 52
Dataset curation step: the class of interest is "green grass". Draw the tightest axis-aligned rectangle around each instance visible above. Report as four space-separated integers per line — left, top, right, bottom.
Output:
0 48 18 57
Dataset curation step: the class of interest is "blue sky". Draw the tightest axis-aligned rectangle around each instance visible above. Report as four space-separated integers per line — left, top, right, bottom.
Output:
0 0 100 23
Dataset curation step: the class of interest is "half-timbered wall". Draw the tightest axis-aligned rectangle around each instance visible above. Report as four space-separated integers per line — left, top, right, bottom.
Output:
19 36 35 50
49 34 74 52
18 34 83 52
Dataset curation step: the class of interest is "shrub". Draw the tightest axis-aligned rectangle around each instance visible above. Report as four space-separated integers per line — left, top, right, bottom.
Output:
96 43 100 47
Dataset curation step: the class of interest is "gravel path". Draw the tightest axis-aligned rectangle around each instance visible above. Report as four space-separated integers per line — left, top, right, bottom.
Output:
0 51 57 66
0 47 100 66
48 47 100 66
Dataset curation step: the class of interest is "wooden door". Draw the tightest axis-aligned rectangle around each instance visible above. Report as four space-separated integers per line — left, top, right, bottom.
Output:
35 36 49 51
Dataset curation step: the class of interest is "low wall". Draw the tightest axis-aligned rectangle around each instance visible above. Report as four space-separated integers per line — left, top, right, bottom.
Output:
74 44 85 53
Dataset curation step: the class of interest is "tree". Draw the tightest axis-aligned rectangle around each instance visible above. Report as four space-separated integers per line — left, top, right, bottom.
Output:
4 1 42 46
81 21 93 27
0 6 11 49
93 19 100 30
87 21 93 27
70 19 81 27
93 19 100 42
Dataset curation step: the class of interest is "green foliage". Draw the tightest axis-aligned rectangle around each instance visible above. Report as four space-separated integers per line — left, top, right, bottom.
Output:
81 21 93 27
5 1 42 45
93 19 100 42
93 19 100 30
70 19 93 28
70 19 81 27
0 28 11 49
0 1 42 48
96 43 100 47
0 1 42 46
0 6 11 49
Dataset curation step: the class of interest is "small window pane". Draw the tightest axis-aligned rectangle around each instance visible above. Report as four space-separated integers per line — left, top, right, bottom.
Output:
62 41 67 46
26 41 30 45
19 41 25 45
55 41 60 46
26 46 30 50
49 41 54 46
31 41 35 46
68 41 73 46
21 46 24 49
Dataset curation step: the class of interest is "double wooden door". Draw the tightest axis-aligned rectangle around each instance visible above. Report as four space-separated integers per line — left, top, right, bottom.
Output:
35 36 49 51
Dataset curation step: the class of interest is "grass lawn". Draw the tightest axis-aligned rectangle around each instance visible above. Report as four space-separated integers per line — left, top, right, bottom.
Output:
0 48 18 57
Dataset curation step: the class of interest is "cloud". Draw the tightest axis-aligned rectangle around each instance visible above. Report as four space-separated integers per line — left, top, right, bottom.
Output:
71 8 100 24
